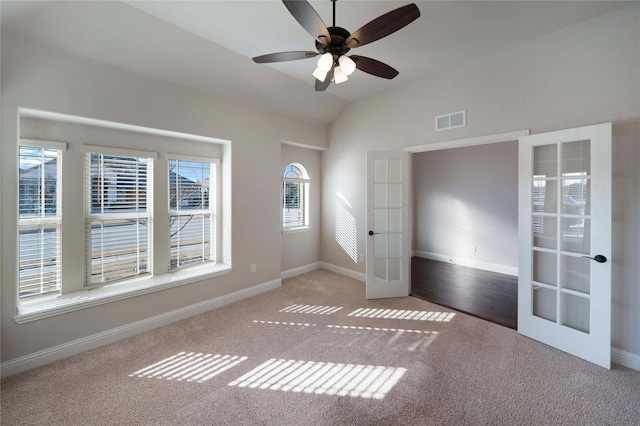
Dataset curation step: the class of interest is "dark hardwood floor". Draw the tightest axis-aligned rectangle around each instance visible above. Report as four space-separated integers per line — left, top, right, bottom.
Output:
411 257 518 329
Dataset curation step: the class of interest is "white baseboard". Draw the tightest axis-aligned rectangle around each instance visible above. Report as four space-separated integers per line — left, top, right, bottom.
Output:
612 347 640 371
320 262 366 282
0 278 282 379
281 262 321 280
413 250 518 277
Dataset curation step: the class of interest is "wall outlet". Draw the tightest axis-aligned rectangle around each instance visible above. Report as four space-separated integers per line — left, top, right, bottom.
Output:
250 264 256 274
359 253 365 263
470 245 477 253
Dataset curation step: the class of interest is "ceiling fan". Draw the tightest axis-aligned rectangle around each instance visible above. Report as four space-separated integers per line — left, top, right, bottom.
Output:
252 0 420 91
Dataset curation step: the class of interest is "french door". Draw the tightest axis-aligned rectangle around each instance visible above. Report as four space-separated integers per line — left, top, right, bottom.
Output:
518 123 612 368
365 151 411 299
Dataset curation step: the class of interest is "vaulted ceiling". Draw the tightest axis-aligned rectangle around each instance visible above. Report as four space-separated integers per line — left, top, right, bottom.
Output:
1 1 631 125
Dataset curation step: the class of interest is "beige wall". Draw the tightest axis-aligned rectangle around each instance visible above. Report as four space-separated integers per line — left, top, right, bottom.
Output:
1 35 328 363
321 4 640 356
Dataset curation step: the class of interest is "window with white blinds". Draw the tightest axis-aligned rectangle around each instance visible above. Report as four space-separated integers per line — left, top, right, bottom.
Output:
18 143 65 298
84 149 154 286
282 164 310 229
168 157 217 270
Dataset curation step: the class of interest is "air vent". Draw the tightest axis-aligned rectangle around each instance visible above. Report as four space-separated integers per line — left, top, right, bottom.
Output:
435 110 466 131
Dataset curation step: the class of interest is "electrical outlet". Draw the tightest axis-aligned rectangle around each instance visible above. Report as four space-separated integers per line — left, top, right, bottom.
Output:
359 253 365 262
470 245 477 253
250 264 256 274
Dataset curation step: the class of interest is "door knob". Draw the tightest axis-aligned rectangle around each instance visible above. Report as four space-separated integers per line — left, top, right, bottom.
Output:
582 255 607 263
368 230 376 236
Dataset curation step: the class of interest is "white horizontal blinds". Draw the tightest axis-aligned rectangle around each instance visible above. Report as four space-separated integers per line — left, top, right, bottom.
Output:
85 151 152 285
282 165 308 228
18 146 63 298
168 158 214 270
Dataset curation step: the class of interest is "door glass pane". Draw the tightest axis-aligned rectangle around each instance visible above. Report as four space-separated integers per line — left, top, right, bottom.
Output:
374 159 387 182
561 255 590 294
388 209 401 233
388 184 402 208
374 234 387 258
533 251 557 286
375 209 387 233
533 216 557 249
374 259 387 281
388 234 401 257
534 145 557 178
561 218 590 254
562 179 588 215
388 258 401 281
374 184 387 208
533 286 557 322
533 180 557 213
562 140 590 176
388 159 402 183
561 293 590 334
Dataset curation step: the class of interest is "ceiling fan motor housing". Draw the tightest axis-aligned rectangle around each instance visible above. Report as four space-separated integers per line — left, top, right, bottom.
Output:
316 26 352 61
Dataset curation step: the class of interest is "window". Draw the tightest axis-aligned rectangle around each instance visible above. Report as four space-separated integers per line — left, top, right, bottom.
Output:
85 150 153 286
169 156 218 270
14 112 232 323
282 163 310 230
18 142 65 298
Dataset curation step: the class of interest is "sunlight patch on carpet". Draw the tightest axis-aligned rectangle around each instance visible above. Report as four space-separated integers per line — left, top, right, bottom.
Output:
253 320 317 328
323 325 439 352
129 352 247 383
348 308 455 322
280 304 343 315
228 359 406 399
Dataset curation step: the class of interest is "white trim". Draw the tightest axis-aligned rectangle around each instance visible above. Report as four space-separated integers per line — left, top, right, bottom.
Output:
413 250 518 277
167 153 220 164
19 138 68 151
2 278 281 378
15 264 233 323
19 107 230 145
281 262 321 280
81 144 158 159
281 140 328 151
320 262 365 282
404 130 529 153
282 226 312 235
612 348 640 371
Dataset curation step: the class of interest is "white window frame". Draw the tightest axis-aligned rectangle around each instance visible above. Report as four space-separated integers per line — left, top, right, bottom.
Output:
282 163 310 233
14 111 232 324
17 139 67 299
167 154 221 271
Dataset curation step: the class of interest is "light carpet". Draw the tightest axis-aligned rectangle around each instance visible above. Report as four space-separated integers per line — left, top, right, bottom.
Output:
2 269 639 425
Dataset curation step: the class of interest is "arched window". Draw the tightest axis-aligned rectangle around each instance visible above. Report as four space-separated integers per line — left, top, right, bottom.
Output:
282 163 310 230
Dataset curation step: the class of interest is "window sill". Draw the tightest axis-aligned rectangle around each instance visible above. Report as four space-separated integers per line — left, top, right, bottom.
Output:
282 226 312 235
14 263 232 324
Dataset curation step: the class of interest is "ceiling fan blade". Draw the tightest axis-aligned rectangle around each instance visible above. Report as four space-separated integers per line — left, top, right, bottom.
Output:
283 0 331 45
350 55 399 79
315 67 334 92
345 3 420 49
252 51 319 63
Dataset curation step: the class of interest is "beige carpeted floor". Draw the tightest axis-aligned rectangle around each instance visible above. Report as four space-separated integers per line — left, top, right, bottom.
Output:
2 269 639 425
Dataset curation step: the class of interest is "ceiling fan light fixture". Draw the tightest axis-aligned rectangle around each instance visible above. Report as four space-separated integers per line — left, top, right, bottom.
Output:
312 66 328 82
317 52 334 72
334 65 348 84
338 55 356 76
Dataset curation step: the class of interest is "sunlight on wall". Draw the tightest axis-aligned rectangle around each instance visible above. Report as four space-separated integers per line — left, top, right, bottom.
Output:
228 358 406 399
280 304 343 315
129 352 247 383
348 308 456 322
335 193 358 263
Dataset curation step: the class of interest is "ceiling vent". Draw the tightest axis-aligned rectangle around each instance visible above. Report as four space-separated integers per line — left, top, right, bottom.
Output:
435 110 466 131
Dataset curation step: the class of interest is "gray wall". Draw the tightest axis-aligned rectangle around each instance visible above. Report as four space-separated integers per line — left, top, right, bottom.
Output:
1 34 328 363
281 144 322 273
321 4 640 356
413 141 518 274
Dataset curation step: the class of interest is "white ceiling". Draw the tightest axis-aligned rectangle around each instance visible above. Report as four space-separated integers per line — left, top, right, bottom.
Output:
1 1 632 125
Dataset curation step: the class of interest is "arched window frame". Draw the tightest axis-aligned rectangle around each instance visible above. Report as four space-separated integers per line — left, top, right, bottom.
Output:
282 163 310 232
